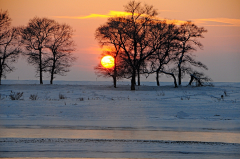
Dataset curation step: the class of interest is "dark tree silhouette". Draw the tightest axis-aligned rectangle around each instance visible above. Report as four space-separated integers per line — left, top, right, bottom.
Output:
122 1 158 90
0 10 11 44
174 21 207 86
94 50 127 87
146 21 178 87
95 1 210 88
45 23 76 84
101 1 158 90
188 71 213 86
95 18 123 88
0 10 21 85
21 17 57 84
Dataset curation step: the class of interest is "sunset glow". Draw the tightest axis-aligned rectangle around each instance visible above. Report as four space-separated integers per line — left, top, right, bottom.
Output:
0 0 239 82
101 56 114 68
1 1 240 157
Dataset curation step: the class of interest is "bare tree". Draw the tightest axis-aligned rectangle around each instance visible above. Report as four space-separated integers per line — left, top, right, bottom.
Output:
94 50 127 87
95 2 210 89
107 1 158 90
21 17 57 84
0 10 11 45
175 21 207 86
188 71 213 87
146 21 179 87
95 18 124 88
45 23 76 84
0 10 21 85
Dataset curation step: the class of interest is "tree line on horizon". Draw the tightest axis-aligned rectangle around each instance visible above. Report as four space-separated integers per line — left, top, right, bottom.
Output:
95 1 212 90
0 10 76 85
0 1 212 89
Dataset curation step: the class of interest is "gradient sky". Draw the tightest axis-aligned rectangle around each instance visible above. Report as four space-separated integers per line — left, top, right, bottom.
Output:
1 0 240 82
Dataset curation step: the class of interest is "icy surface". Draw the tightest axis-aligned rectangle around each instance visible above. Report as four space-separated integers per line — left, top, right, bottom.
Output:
0 80 240 158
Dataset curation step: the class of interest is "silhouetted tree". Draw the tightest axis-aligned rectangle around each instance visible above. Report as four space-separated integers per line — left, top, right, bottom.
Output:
0 10 11 44
174 21 207 86
0 10 21 85
21 17 57 84
95 18 124 88
45 23 76 84
94 50 128 87
95 1 210 89
107 1 158 90
146 21 178 87
188 71 213 86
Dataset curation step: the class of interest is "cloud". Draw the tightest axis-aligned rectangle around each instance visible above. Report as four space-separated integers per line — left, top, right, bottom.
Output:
192 18 240 27
53 11 240 27
161 19 187 25
53 11 138 19
53 11 187 26
162 18 240 27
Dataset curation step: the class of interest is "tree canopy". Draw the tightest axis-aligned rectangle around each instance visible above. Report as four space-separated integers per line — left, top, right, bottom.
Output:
95 1 210 90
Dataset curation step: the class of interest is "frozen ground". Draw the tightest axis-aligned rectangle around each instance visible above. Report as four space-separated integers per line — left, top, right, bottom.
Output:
0 80 240 158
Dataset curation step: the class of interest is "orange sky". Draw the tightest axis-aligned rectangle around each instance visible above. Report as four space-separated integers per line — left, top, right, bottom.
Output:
1 0 240 82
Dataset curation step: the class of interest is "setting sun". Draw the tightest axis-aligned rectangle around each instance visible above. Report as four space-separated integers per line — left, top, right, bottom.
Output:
101 55 114 68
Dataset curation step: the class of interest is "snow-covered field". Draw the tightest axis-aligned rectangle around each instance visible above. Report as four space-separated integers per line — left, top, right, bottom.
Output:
0 80 240 158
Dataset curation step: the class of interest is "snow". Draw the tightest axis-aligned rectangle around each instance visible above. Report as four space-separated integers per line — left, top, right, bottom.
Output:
0 80 240 158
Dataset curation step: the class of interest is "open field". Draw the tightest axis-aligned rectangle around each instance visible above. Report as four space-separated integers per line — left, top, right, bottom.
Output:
0 80 240 158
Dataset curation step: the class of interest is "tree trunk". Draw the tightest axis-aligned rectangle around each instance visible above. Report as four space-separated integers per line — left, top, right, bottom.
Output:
50 76 53 84
113 76 117 88
178 65 181 86
132 33 137 90
50 67 54 84
189 74 203 87
137 67 140 86
188 75 194 85
156 71 160 86
39 52 43 84
113 57 117 88
50 58 56 85
131 69 136 90
172 74 178 88
113 63 117 88
0 60 2 85
161 71 178 88
39 66 43 84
